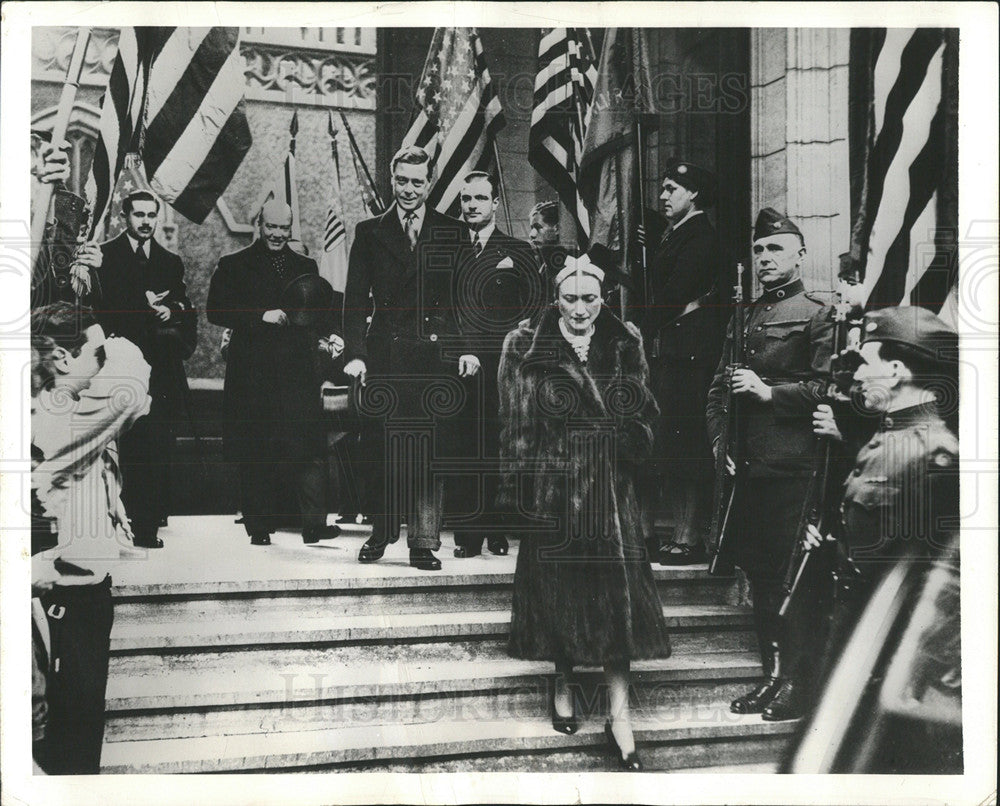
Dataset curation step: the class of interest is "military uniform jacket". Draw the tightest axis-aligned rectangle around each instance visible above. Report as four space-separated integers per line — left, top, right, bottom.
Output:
839 402 959 574
92 233 195 412
706 278 834 478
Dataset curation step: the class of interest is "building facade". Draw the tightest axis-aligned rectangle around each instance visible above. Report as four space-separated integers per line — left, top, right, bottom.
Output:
31 26 851 383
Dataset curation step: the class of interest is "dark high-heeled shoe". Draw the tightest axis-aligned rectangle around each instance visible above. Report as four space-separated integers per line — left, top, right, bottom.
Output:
550 689 577 735
604 720 643 771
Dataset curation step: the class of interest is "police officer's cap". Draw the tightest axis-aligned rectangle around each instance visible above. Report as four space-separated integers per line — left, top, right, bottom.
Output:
861 307 958 365
753 207 802 242
663 159 717 209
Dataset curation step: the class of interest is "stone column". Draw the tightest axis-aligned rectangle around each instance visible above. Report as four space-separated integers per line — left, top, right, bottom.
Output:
750 28 850 291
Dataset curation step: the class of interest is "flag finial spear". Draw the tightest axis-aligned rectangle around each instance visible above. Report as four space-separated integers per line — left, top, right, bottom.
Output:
289 111 299 155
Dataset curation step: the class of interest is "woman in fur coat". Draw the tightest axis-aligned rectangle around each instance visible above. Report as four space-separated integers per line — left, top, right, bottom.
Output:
498 255 671 770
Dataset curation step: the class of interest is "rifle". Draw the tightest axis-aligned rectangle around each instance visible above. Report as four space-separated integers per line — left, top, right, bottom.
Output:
708 262 746 575
778 289 863 617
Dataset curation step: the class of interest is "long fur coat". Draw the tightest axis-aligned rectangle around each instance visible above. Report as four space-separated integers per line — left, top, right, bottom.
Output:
498 306 671 665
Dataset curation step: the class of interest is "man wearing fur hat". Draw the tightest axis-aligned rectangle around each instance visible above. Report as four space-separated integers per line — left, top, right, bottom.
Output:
706 208 835 721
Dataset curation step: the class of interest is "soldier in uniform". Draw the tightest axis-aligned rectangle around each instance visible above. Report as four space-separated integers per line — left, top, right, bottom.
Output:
706 208 835 721
806 305 960 643
793 306 960 773
640 160 726 565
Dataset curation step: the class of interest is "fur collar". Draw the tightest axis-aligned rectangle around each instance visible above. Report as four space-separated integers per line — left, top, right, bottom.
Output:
524 305 638 363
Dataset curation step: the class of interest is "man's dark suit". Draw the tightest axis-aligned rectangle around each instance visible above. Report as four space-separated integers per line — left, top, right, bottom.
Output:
451 227 542 552
91 233 195 539
343 205 469 550
207 240 333 536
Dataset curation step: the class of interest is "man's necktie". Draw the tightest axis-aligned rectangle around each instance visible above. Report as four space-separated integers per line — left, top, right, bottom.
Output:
404 211 418 250
473 236 484 257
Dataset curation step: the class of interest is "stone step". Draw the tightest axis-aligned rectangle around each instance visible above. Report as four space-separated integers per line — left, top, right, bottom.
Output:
104 652 763 742
109 627 757 679
111 565 738 624
101 705 797 774
109 604 754 654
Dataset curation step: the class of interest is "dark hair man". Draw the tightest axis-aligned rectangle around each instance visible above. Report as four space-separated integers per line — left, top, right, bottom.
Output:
207 199 342 548
451 171 542 558
343 145 479 571
639 159 726 567
87 190 196 548
31 302 152 773
706 207 836 722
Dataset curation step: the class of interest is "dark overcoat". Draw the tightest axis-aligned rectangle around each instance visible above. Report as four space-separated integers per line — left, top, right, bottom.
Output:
641 213 726 471
92 233 195 411
343 206 471 454
455 227 543 455
498 306 671 665
207 240 331 463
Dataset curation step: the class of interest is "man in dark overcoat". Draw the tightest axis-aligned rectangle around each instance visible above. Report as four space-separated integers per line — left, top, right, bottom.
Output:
706 208 835 720
90 190 195 548
207 200 341 547
451 171 543 558
343 145 480 571
640 160 726 565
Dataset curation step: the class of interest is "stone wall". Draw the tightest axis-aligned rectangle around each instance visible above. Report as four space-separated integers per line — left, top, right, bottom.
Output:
750 28 851 292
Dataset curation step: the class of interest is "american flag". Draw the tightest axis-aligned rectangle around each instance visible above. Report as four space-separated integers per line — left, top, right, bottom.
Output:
401 28 505 214
87 27 252 231
849 28 958 313
87 27 147 238
320 116 349 294
529 28 598 245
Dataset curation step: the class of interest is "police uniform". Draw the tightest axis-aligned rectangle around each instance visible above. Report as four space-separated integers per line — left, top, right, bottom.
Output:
705 208 835 717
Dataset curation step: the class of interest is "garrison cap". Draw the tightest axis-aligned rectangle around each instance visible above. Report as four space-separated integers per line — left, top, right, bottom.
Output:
861 306 958 364
663 159 717 208
753 207 802 242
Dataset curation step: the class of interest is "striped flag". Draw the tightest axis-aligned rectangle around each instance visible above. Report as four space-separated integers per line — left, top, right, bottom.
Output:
320 115 349 293
401 28 505 214
848 28 959 313
529 28 598 245
87 27 147 238
87 27 252 230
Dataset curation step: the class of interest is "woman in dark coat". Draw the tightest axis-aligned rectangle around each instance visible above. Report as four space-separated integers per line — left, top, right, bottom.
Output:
498 255 670 770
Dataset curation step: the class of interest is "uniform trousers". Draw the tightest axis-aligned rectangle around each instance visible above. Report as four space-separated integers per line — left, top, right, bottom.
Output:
733 474 827 683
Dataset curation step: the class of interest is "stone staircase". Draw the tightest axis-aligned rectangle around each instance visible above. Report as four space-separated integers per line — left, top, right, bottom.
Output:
100 525 795 773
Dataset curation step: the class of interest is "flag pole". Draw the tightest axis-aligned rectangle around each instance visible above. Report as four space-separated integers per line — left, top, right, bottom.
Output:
329 112 342 195
339 111 385 213
492 140 513 234
632 30 649 326
287 111 301 240
31 27 91 266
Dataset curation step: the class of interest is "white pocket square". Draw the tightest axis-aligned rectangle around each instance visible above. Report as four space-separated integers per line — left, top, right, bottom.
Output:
496 256 514 269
